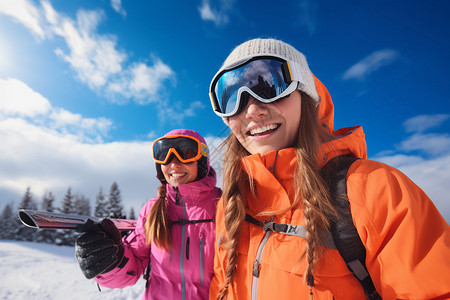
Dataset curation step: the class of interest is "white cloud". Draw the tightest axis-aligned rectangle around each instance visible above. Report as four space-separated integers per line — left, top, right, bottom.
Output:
2 0 176 107
53 9 126 88
403 114 450 133
343 49 399 80
184 101 205 117
156 100 206 125
0 117 156 213
0 79 155 213
373 114 450 222
396 133 450 156
297 0 318 35
0 0 45 39
374 153 450 222
0 78 51 117
48 108 113 143
107 58 174 104
198 0 233 27
111 0 126 16
0 78 113 143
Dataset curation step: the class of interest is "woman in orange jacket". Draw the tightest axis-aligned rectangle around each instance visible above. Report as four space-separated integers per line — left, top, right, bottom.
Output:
207 38 450 300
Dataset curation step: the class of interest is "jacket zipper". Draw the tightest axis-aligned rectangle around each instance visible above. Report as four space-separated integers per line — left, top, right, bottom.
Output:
177 188 187 300
199 236 205 286
174 187 181 205
251 230 272 300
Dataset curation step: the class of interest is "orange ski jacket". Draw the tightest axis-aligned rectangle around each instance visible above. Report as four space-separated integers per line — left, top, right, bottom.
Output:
209 76 450 300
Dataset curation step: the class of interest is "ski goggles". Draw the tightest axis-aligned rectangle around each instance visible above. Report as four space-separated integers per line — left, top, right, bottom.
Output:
209 54 304 117
152 134 208 165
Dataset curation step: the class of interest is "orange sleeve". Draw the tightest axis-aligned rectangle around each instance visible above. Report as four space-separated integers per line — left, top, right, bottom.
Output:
209 198 226 300
347 159 450 299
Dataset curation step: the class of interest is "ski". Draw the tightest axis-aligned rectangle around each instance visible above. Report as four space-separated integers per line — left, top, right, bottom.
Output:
18 209 137 231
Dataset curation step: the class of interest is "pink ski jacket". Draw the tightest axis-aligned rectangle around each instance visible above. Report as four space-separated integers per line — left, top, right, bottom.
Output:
96 168 221 300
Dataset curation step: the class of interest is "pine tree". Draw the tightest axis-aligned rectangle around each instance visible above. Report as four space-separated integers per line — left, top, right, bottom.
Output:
108 182 123 217
1 203 13 220
0 203 17 240
60 188 73 214
16 187 37 241
73 194 91 216
56 188 75 246
35 192 56 244
94 187 108 217
18 187 38 210
41 191 55 212
129 207 136 220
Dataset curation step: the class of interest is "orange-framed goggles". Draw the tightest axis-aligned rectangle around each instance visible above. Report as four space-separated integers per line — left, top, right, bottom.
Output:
152 134 208 165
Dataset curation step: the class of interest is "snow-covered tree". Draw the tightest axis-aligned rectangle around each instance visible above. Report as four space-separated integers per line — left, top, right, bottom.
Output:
129 207 136 220
60 188 73 214
1 203 14 220
56 188 76 246
108 182 123 217
0 203 17 240
94 187 109 217
73 194 91 216
16 187 38 241
18 187 38 210
41 191 55 212
33 192 57 244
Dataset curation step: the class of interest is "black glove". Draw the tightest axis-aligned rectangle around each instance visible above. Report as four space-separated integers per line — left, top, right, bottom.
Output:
75 218 125 279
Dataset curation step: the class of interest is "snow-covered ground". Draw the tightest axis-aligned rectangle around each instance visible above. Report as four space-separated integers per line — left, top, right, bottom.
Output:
0 240 145 300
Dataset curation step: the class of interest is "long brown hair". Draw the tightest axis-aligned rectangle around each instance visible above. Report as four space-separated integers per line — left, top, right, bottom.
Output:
217 93 339 299
144 184 172 251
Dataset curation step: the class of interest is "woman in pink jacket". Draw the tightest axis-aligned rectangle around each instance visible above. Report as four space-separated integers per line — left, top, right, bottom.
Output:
75 129 222 300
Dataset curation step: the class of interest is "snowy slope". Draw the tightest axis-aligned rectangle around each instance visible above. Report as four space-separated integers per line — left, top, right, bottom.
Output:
0 241 145 300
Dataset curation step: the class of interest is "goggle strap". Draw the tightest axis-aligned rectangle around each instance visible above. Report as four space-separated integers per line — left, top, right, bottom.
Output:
286 61 304 85
209 92 219 112
281 62 293 83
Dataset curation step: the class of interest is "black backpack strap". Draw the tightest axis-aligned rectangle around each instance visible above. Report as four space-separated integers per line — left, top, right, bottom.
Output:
171 218 213 225
321 155 381 300
144 259 151 289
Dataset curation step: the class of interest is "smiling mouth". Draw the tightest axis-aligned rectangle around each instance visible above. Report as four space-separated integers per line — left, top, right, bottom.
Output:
248 124 280 136
171 173 186 179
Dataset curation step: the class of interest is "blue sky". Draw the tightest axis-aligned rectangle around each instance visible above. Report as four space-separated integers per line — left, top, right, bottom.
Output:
1 0 449 221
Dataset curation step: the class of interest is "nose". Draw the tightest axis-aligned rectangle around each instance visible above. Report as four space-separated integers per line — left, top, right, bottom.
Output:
245 97 268 119
167 155 183 167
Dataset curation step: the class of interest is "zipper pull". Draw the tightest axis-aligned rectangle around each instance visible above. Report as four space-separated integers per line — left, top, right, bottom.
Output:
174 187 180 205
252 260 261 278
186 237 190 260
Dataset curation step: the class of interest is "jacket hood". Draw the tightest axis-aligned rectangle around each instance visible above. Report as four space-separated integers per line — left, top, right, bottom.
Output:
313 74 367 166
155 129 212 184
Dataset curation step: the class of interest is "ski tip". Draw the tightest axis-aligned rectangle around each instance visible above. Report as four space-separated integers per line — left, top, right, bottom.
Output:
18 209 39 228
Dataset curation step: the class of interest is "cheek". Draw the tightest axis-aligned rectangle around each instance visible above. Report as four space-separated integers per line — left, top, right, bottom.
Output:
227 116 243 136
160 165 170 178
189 165 198 179
280 97 301 129
185 162 198 181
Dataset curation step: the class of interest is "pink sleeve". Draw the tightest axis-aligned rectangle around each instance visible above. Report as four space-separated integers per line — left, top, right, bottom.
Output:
95 201 153 288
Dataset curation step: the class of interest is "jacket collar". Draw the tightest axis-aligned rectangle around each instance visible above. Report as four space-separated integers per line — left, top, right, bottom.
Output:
239 124 367 215
241 149 296 215
165 168 218 206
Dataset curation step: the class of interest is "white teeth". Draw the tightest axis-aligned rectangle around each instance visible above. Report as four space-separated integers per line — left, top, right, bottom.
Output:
250 124 278 136
171 173 185 178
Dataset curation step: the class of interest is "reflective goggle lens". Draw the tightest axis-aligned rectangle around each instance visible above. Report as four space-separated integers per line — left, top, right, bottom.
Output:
152 135 207 164
210 57 297 117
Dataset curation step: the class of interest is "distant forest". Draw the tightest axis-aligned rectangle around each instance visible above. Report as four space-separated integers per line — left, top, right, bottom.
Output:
0 182 136 246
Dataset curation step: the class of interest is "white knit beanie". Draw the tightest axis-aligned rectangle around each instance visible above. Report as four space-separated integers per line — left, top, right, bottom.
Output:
222 38 320 105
